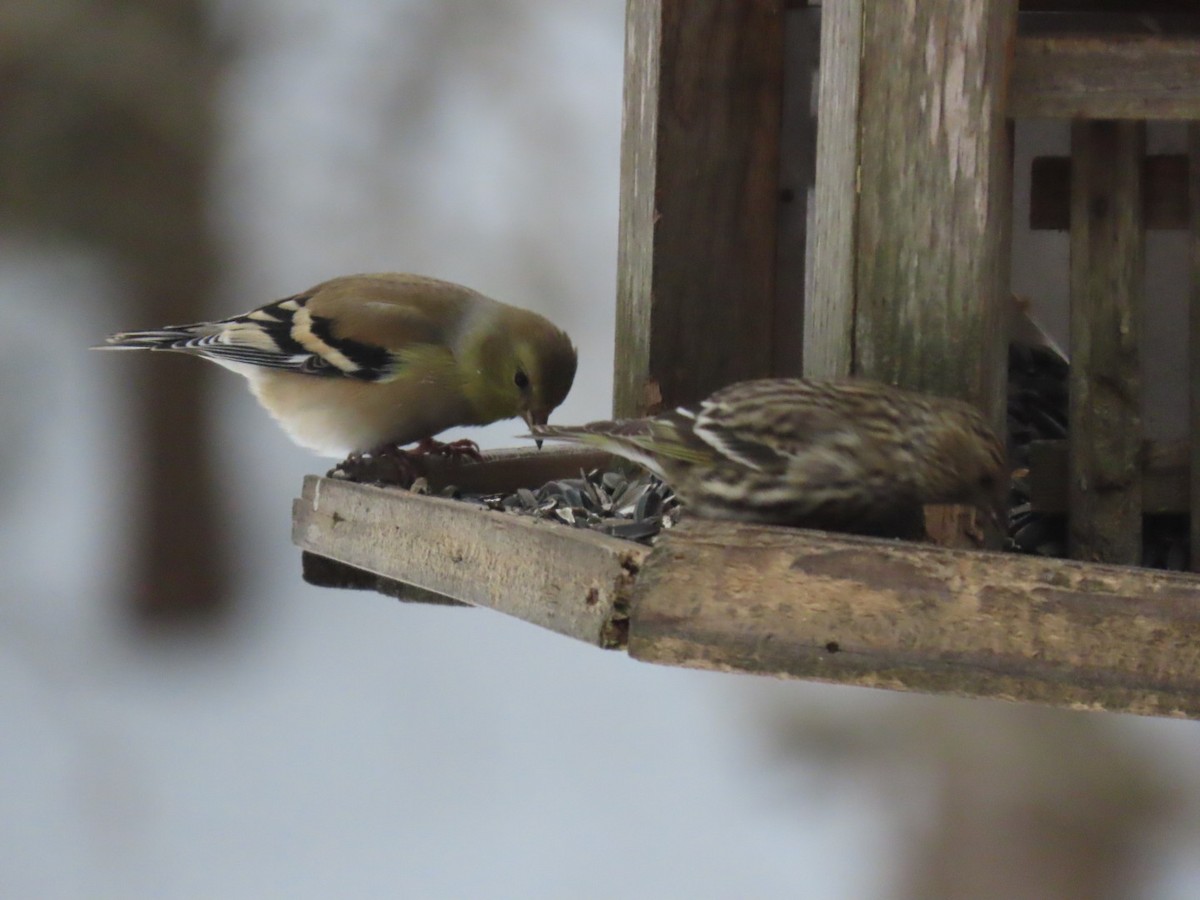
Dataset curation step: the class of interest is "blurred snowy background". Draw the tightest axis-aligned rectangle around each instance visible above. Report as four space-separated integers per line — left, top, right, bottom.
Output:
3 2 1200 898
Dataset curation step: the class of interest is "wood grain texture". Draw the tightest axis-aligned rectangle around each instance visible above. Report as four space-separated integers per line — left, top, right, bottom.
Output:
1190 123 1200 570
1012 35 1200 120
1030 155 1190 231
615 0 786 416
1068 120 1144 564
854 0 1015 429
628 519 1200 719
804 0 861 380
292 477 648 647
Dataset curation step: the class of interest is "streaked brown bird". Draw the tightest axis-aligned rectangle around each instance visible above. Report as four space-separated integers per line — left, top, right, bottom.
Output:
529 378 1005 535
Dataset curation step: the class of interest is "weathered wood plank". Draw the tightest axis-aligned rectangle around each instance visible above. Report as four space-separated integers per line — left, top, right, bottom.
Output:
1030 439 1186 515
1030 155 1190 232
614 0 786 417
854 0 1014 426
1012 35 1200 120
628 519 1200 719
804 0 861 380
1190 123 1200 570
1068 120 1144 564
292 477 648 647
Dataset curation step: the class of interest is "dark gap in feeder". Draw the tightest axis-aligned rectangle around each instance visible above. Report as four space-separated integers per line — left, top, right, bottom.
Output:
1006 342 1189 571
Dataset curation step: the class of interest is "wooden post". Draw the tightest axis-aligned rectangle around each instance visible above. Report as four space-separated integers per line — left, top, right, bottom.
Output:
615 0 786 417
853 0 1015 424
1068 120 1145 565
808 0 1014 413
0 2 227 619
805 0 862 380
1190 124 1200 570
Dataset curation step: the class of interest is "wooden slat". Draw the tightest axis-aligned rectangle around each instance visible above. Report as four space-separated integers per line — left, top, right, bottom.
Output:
853 0 1015 440
1190 123 1200 570
628 519 1200 719
1030 155 1190 231
804 0 861 380
292 477 648 647
772 4 820 378
614 0 785 417
1068 120 1144 564
1030 439 1186 515
1012 35 1200 120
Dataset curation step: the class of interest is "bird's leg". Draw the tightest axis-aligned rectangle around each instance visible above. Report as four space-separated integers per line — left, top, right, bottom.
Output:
413 436 484 463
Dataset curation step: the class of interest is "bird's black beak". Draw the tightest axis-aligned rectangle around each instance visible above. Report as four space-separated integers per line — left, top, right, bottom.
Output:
523 409 547 449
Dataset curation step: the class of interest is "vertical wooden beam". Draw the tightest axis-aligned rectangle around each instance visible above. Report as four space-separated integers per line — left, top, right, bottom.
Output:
1189 124 1200 570
0 2 227 620
1068 120 1145 565
616 0 660 416
615 0 786 417
853 0 1016 426
805 0 862 380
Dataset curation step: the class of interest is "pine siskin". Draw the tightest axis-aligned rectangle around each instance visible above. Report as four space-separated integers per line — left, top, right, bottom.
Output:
98 273 578 458
529 378 1005 534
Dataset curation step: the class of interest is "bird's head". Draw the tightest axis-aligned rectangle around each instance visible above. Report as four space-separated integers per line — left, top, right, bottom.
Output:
461 306 578 439
926 406 1008 514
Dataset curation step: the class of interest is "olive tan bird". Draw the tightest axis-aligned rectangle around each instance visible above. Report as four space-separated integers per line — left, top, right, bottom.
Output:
100 273 578 458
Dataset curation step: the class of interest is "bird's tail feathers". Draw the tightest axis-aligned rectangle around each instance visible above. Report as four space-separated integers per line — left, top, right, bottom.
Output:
94 324 220 352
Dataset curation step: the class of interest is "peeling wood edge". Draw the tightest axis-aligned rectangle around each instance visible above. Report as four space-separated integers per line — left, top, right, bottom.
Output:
293 475 650 648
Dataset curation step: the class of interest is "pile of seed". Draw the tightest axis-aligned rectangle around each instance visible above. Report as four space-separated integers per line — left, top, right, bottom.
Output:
418 469 681 545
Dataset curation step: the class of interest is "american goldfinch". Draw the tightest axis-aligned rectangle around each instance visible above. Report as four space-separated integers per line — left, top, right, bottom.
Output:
530 378 1005 532
100 273 578 457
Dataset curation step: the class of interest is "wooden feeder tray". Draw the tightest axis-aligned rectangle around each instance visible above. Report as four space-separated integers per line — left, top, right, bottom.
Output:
294 448 1200 721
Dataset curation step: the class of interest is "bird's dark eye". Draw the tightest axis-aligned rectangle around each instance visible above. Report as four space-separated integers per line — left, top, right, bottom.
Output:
514 370 530 390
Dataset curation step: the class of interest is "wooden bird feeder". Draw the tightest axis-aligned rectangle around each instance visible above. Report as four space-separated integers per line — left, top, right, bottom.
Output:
294 1 1200 720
